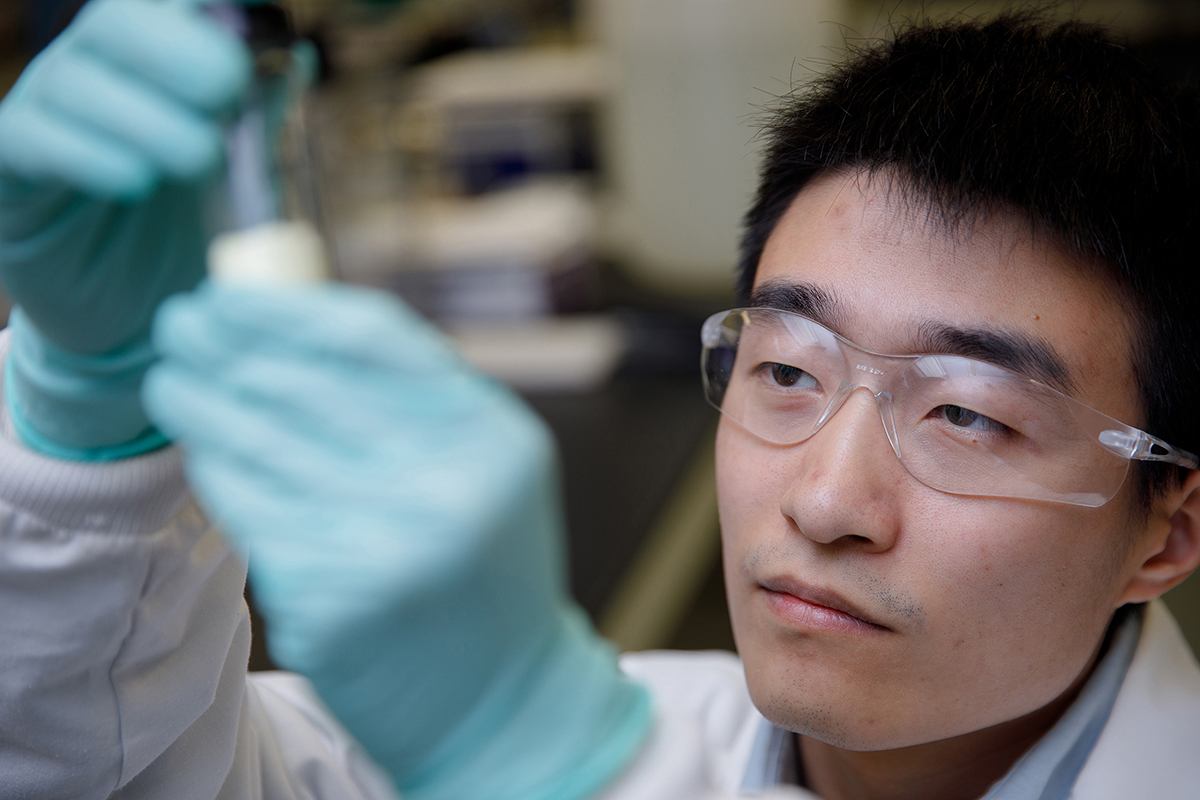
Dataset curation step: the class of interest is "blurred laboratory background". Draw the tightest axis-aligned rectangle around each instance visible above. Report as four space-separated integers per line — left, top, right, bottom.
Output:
3 0 1200 668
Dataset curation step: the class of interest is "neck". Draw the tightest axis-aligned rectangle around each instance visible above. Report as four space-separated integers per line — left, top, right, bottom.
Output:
798 651 1100 800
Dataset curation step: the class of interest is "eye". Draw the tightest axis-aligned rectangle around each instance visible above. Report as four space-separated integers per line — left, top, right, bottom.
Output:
936 405 1010 434
765 362 820 389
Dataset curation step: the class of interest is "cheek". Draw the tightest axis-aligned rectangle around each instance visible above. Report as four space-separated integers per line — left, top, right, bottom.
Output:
715 422 782 648
903 500 1128 706
921 502 1121 621
715 420 793 535
716 424 761 564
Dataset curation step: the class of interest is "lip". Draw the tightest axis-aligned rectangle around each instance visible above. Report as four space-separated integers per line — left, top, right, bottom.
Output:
758 576 891 634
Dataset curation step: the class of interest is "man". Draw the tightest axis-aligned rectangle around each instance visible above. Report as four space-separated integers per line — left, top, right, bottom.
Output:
0 4 1197 800
695 16 1200 798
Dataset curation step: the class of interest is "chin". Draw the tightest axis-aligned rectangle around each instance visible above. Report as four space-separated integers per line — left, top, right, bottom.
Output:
753 692 918 751
740 649 972 752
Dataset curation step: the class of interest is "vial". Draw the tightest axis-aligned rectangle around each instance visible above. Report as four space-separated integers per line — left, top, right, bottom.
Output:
205 2 330 286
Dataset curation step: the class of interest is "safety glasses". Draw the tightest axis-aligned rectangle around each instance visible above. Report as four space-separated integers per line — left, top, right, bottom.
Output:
701 308 1198 507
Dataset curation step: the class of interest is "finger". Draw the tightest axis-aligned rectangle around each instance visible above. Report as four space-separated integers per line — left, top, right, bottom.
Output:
154 289 476 407
184 452 457 605
195 283 452 368
0 103 155 198
183 449 305 561
143 359 373 477
145 359 484 500
143 359 460 508
153 283 468 378
73 0 251 113
158 337 488 447
40 50 223 181
150 286 306 379
187 449 449 571
144 354 503 519
189 450 450 678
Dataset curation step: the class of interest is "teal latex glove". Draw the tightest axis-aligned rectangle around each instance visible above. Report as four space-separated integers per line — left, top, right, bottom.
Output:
143 282 651 800
0 0 252 459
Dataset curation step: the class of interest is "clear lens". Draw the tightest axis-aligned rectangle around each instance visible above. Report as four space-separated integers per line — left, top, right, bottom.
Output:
893 358 1130 506
701 308 1133 507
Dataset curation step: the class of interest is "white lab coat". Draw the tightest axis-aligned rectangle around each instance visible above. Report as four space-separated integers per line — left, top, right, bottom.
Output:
2 334 1198 800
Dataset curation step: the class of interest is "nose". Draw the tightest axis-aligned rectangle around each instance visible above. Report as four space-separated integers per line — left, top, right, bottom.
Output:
779 387 904 551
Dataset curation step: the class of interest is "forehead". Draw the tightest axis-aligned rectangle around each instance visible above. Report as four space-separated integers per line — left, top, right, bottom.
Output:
754 170 1141 423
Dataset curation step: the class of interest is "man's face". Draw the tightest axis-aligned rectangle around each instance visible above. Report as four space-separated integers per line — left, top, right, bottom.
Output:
718 169 1154 750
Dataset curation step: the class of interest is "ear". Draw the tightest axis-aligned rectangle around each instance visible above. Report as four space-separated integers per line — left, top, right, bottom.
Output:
1118 470 1200 605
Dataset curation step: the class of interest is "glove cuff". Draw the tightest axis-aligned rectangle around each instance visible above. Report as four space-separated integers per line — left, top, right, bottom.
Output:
5 307 168 461
400 607 653 800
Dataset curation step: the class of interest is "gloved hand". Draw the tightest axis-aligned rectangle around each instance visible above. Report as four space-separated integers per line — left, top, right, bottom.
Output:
0 0 252 459
143 282 652 800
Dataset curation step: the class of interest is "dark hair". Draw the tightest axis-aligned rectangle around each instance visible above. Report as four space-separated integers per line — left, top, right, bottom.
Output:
739 14 1200 507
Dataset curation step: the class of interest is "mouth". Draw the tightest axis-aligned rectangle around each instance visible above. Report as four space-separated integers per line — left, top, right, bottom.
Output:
758 576 891 634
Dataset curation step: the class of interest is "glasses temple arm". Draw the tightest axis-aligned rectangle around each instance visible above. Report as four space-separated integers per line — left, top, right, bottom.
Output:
1098 429 1200 469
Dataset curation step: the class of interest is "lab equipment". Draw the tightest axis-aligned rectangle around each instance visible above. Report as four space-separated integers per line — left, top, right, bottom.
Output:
143 282 651 799
0 0 253 458
701 307 1199 507
204 1 330 286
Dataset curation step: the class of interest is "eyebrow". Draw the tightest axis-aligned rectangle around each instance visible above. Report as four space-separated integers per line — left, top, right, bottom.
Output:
748 279 1078 393
912 323 1077 394
748 280 843 327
